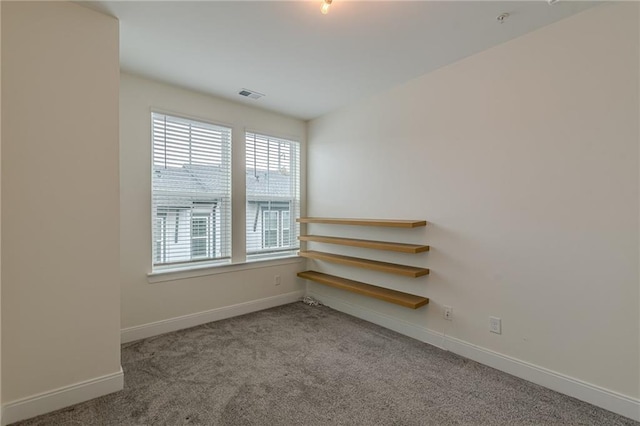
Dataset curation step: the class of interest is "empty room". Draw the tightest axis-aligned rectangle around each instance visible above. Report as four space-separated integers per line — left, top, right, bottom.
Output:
1 0 639 425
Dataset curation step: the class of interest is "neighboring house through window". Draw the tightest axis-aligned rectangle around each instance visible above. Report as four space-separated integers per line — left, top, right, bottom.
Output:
246 132 300 259
151 113 301 271
151 113 231 269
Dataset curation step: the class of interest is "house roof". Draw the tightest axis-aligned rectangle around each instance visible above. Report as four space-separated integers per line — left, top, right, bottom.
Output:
153 164 295 200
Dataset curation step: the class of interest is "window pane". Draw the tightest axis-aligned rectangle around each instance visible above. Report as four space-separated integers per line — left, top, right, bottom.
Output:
155 217 166 263
246 133 300 258
266 211 278 230
152 113 231 269
281 211 290 246
191 239 207 258
262 210 279 248
264 230 278 248
192 217 207 237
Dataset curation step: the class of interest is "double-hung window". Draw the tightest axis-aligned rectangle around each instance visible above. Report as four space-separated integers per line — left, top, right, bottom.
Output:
152 112 232 270
246 132 300 260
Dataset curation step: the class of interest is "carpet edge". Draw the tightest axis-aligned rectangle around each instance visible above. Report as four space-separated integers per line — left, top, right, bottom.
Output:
309 290 640 422
120 290 305 344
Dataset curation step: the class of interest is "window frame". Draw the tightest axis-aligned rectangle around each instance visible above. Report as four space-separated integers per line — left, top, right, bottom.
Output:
148 111 304 279
150 111 232 272
245 131 301 261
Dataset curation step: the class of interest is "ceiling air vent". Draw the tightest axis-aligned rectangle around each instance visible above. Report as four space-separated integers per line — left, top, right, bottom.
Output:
238 88 265 100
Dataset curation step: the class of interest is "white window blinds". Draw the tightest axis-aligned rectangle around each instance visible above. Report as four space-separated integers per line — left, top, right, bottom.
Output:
246 132 300 259
152 112 232 269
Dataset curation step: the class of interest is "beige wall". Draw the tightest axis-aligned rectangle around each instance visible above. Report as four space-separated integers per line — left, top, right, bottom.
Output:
308 3 639 399
1 1 120 403
120 73 306 330
0 0 3 415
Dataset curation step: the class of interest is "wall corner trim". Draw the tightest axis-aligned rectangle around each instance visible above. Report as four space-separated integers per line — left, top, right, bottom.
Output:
1 368 124 426
121 290 305 344
309 290 640 422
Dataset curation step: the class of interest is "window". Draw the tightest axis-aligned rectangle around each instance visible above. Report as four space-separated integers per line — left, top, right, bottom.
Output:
151 113 302 273
191 209 214 259
281 210 290 245
246 132 300 259
152 113 231 269
154 215 167 264
263 210 279 248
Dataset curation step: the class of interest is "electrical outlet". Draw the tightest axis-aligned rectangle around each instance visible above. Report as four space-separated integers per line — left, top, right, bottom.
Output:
274 275 281 286
489 317 502 334
444 306 453 321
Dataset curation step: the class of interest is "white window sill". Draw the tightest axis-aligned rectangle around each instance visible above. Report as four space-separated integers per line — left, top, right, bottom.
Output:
147 255 304 284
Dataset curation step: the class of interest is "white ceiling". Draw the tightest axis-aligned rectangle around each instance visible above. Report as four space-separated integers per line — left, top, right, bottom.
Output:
86 1 597 120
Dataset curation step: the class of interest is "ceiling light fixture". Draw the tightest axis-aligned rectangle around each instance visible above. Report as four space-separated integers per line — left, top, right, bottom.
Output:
321 0 332 15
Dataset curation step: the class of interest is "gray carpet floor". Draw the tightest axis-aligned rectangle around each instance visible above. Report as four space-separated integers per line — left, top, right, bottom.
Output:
13 302 638 425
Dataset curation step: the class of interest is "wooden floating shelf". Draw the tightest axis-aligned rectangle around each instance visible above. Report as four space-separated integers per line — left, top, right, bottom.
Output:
298 271 429 309
299 250 429 278
299 235 429 254
297 217 427 228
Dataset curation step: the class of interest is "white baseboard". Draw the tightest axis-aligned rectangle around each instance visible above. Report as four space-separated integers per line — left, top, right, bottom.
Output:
1 368 124 426
309 290 640 422
121 290 305 344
